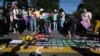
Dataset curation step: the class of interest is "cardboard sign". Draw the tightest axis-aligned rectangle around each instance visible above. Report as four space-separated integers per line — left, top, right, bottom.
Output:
80 20 91 29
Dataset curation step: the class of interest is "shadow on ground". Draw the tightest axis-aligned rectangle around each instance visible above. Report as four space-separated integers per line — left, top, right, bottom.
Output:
29 52 41 56
0 39 12 47
71 47 100 56
10 44 22 52
0 52 18 56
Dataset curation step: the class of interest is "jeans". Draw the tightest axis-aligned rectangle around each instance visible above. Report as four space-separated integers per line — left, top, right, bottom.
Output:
71 25 76 36
60 20 65 28
24 17 29 30
45 26 49 35
68 24 77 36
53 21 57 31
12 19 20 33
30 19 36 31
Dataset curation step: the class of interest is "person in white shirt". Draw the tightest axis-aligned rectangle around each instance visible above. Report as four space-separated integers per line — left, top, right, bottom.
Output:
53 9 58 31
13 5 19 20
12 5 22 35
81 8 92 25
60 12 65 28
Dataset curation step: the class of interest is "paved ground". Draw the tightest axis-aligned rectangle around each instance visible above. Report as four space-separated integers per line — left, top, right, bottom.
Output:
0 30 100 56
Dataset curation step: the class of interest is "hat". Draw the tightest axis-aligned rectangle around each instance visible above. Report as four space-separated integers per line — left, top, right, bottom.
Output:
62 12 65 14
40 8 44 11
54 9 57 12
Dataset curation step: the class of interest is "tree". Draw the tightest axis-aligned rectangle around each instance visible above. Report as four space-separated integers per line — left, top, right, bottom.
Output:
35 0 59 11
17 0 28 8
74 0 100 20
77 3 84 11
3 0 13 5
82 0 100 20
31 0 38 6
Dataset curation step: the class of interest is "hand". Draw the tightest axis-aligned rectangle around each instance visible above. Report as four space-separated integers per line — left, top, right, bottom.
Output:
5 20 7 23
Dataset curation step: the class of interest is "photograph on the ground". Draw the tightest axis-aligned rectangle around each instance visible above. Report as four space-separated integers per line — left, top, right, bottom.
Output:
0 0 100 56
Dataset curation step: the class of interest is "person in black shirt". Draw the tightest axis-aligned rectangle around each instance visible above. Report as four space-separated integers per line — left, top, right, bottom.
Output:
38 18 45 34
0 12 4 37
3 5 10 36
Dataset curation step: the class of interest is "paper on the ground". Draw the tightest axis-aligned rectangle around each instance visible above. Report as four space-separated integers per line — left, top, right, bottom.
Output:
9 40 22 44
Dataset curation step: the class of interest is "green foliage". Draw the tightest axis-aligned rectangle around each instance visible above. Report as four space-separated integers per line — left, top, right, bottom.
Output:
4 0 59 11
17 0 28 8
30 0 37 6
74 0 100 20
73 10 81 19
82 0 100 19
33 0 59 11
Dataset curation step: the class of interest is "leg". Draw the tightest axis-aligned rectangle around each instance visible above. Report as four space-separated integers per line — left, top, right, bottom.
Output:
30 19 33 31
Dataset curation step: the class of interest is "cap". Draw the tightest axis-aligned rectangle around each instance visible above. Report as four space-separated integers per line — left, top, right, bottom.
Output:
54 9 57 12
40 8 44 11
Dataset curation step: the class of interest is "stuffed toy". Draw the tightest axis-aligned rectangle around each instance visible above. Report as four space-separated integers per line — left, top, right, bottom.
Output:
22 35 34 42
20 35 34 49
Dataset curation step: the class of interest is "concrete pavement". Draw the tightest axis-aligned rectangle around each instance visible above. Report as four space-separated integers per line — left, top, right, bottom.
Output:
0 31 100 56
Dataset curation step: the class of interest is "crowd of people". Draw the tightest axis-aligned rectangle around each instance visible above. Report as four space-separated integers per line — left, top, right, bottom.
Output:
1 4 99 40
0 4 64 37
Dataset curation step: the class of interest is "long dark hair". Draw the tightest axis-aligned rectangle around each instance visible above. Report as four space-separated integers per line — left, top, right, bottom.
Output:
3 4 9 10
31 6 35 13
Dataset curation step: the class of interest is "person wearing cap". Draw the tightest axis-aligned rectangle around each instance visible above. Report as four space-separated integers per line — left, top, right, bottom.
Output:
52 9 58 31
40 8 44 12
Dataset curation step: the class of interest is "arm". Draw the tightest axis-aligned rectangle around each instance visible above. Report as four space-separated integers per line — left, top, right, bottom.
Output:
88 12 92 20
81 13 85 20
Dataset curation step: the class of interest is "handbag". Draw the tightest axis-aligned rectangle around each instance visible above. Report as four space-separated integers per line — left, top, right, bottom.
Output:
16 14 22 18
16 9 23 19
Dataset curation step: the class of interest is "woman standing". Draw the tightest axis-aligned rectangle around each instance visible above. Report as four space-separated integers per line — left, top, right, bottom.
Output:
3 5 10 36
53 10 58 31
80 8 92 35
30 6 37 31
12 4 23 35
60 12 65 29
